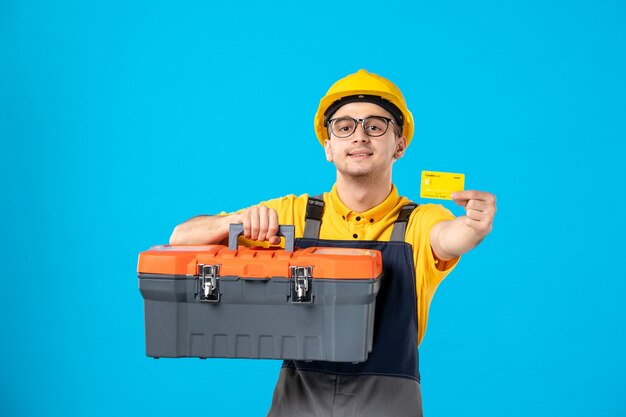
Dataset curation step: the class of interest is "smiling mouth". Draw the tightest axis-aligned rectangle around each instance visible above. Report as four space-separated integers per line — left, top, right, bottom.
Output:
348 150 373 157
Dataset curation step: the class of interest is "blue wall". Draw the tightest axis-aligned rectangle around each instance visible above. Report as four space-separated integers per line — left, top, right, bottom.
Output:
2 1 625 416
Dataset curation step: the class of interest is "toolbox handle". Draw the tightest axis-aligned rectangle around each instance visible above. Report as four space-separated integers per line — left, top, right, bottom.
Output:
228 224 295 252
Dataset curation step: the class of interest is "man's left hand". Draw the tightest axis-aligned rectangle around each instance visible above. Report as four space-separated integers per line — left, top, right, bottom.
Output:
450 190 497 239
430 190 497 260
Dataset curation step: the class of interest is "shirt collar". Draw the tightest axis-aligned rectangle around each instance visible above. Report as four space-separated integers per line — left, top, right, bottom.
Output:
328 184 400 222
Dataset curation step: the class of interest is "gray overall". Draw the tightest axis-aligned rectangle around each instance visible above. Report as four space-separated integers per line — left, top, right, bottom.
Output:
267 197 423 417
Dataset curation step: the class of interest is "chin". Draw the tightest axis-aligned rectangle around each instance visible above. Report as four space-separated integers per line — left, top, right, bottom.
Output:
340 168 376 179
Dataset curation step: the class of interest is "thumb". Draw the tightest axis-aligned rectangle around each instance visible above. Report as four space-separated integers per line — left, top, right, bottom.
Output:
451 197 468 208
450 192 468 207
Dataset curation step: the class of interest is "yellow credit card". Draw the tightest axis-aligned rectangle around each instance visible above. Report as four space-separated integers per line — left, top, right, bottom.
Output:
420 170 465 200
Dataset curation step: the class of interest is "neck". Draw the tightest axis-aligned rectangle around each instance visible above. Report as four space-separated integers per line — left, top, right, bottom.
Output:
335 170 393 213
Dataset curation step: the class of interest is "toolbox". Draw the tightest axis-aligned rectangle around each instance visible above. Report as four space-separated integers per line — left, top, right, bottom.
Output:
137 224 383 362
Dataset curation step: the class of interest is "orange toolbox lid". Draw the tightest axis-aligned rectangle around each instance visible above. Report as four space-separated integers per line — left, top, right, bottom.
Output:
137 244 382 280
138 224 382 280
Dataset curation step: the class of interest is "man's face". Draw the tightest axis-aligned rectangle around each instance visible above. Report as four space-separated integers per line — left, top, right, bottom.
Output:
324 102 407 180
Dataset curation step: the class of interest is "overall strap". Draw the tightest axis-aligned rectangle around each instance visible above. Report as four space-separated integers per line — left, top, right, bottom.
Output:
304 196 418 242
390 203 419 242
303 195 325 239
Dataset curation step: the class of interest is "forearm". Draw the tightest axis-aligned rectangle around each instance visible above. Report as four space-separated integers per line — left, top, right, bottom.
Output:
432 216 487 260
169 204 281 245
169 214 240 245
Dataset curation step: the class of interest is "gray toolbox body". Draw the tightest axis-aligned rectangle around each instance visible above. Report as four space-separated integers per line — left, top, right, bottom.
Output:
138 225 383 362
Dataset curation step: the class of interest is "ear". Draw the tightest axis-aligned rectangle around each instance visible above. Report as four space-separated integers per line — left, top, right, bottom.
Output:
324 139 334 162
393 136 407 160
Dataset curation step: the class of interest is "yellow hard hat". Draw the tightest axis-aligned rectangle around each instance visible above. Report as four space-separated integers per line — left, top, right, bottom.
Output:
314 69 414 146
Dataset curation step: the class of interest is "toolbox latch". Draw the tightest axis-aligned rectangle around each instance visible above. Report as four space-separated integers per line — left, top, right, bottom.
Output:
290 266 313 303
197 264 220 303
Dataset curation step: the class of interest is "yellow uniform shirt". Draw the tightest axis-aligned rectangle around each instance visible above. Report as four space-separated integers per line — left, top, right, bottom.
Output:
240 184 459 345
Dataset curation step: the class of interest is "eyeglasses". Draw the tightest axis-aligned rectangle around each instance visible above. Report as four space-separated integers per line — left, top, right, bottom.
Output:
328 116 395 138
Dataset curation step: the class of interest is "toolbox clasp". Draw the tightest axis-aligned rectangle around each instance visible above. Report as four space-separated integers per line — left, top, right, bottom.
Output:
290 266 313 304
197 264 220 303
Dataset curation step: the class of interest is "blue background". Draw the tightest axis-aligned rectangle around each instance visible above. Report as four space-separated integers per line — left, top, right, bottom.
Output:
2 0 625 416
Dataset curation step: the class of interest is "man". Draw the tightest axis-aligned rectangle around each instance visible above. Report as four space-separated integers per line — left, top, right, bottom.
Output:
170 69 496 417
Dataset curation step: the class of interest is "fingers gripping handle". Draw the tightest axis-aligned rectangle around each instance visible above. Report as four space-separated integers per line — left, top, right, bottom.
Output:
228 224 295 252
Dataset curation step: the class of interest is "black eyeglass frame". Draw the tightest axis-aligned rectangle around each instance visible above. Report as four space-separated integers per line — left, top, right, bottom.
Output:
327 116 396 138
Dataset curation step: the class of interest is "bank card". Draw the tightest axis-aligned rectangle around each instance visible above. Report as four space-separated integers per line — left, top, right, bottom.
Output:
420 170 465 200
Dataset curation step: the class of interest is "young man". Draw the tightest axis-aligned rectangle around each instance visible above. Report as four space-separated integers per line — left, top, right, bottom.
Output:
170 69 496 417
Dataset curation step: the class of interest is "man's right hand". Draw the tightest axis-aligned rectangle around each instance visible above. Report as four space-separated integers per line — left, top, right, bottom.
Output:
236 205 281 245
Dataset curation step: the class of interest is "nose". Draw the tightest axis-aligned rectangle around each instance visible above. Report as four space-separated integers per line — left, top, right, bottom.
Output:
352 123 370 142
